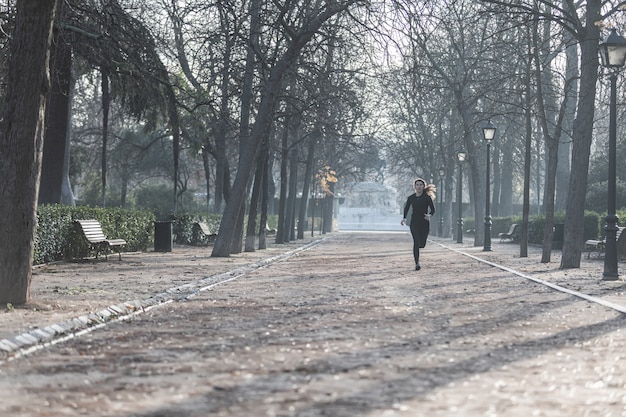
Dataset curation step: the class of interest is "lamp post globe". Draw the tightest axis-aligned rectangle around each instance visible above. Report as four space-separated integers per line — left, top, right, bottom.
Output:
599 29 626 68
599 28 626 280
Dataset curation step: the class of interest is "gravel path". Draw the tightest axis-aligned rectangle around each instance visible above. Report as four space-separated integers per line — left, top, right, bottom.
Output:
1 232 626 416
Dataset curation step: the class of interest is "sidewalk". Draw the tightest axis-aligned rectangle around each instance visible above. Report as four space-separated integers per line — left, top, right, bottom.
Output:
1 231 626 360
3 231 626 416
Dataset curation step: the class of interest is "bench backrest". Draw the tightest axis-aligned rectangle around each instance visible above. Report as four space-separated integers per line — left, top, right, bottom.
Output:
76 219 107 243
506 223 518 235
196 222 213 235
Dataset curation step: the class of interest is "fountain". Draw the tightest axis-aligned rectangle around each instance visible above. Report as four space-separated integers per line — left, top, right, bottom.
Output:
337 182 406 231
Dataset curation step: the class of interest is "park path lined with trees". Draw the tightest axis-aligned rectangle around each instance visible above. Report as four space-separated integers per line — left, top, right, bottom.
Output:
3 0 626 305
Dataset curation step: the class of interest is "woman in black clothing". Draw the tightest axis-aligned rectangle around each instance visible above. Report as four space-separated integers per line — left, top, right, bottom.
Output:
401 178 436 270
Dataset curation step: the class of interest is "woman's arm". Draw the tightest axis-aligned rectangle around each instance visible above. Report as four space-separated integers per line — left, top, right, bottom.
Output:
403 198 411 218
401 197 410 225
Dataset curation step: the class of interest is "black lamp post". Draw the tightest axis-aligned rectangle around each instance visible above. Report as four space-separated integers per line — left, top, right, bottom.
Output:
439 166 445 237
456 150 466 244
482 120 496 252
599 28 626 280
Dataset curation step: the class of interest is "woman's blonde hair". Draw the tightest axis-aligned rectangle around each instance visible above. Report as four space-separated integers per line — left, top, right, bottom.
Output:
414 178 436 201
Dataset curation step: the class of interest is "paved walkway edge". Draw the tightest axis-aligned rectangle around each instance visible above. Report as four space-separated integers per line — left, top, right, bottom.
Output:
440 242 626 315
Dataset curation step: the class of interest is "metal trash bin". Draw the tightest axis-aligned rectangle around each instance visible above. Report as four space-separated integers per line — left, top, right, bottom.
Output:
154 221 173 252
552 223 564 250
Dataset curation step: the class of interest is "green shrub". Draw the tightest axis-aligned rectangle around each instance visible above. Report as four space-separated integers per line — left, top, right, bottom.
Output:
171 213 222 245
35 205 155 264
35 205 75 263
489 211 603 245
492 216 523 236
33 205 285 265
171 213 277 245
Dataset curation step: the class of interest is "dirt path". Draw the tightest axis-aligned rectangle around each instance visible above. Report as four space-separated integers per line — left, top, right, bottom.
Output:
2 233 626 416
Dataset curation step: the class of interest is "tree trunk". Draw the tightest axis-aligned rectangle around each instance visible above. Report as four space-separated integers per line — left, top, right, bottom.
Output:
531 8 549 260
60 58 75 206
214 140 227 213
323 183 335 233
100 68 109 207
242 0 261 252
457 100 482 246
521 68 532 258
212 62 288 256
258 148 270 250
491 147 501 218
0 0 58 305
276 123 289 244
561 0 601 269
287 146 299 241
556 3 578 213
39 30 72 205
231 199 246 255
298 134 316 239
499 139 514 216
165 84 180 213
535 7 569 263
245 148 265 252
202 147 211 212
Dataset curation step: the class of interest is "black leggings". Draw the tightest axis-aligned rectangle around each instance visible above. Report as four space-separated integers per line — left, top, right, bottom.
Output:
410 221 430 264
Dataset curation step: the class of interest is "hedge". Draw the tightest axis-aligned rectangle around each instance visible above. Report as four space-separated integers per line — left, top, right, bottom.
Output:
35 205 156 264
34 205 279 265
464 210 614 245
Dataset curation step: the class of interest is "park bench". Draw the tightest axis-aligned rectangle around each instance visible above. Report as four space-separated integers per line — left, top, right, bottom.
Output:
192 221 217 245
499 223 520 243
75 219 127 260
585 226 625 259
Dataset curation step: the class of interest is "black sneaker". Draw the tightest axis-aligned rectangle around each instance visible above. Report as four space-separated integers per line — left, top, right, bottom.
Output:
415 264 421 271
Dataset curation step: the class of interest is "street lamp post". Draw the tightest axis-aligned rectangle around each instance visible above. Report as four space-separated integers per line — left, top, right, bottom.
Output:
482 120 496 252
599 28 626 280
456 150 466 244
439 166 445 237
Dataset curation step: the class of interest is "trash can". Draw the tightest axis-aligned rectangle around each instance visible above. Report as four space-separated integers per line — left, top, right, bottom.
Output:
552 223 564 250
154 221 173 252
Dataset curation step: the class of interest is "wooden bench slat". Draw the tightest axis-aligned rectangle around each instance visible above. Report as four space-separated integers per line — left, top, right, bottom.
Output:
498 224 520 243
192 222 217 245
76 219 126 260
585 227 624 258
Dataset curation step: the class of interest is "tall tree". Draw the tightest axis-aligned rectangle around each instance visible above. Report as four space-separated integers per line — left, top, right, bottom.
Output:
0 0 59 305
212 0 364 256
39 16 74 206
560 0 603 268
479 0 624 268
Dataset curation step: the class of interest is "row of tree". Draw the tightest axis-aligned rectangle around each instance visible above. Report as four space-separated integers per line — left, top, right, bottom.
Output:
0 0 382 304
2 0 626 304
380 0 626 267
